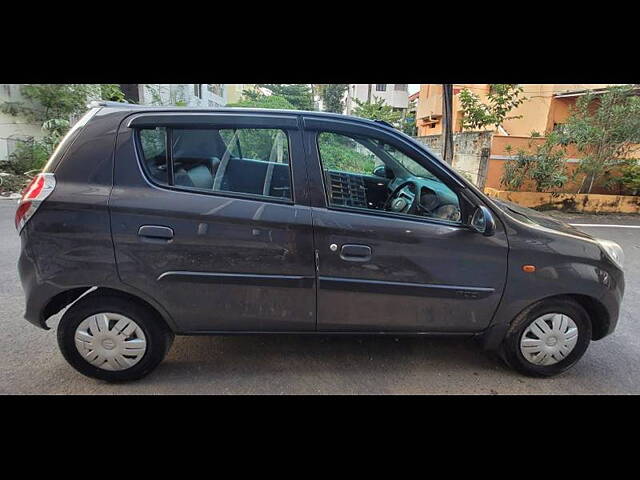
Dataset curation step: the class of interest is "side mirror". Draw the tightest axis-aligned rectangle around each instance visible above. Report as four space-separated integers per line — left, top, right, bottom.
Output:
471 206 496 236
373 165 393 179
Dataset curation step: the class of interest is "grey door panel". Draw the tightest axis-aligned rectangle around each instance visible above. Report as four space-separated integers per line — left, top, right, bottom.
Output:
312 208 508 332
111 115 316 333
299 117 509 333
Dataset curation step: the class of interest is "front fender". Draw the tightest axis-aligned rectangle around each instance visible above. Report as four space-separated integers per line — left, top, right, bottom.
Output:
481 228 624 351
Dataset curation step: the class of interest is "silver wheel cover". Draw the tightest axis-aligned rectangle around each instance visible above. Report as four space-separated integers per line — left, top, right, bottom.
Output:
520 313 579 366
74 313 147 371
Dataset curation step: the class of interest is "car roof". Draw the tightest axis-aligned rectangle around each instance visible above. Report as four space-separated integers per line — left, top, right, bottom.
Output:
91 101 396 132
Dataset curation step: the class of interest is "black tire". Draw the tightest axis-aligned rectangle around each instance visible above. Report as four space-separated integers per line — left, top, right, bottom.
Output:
501 297 592 378
57 293 174 382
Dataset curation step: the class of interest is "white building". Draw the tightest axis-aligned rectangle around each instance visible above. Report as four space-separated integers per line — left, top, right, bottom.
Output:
0 84 45 161
345 84 409 115
121 84 227 107
0 84 228 161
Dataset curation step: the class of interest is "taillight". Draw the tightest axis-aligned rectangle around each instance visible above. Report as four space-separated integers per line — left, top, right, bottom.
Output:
15 173 56 233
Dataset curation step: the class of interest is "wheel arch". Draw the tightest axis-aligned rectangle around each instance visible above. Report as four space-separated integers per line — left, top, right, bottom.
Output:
482 292 610 350
564 293 610 341
515 293 610 341
42 286 178 333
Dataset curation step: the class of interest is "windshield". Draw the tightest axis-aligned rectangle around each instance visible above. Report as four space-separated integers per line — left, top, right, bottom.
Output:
379 142 438 180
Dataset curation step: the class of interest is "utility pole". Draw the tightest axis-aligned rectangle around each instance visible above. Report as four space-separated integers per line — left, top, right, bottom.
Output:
367 84 372 103
441 84 454 165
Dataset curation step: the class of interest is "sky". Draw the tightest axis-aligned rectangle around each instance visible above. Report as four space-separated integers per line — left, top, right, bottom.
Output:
409 84 420 95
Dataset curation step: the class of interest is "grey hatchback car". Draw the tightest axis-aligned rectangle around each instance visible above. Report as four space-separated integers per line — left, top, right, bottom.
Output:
16 102 625 381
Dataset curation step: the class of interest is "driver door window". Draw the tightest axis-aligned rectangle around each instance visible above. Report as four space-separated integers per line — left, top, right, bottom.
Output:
316 131 462 223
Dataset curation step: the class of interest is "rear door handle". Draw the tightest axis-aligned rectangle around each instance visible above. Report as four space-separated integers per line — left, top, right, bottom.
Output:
138 225 174 240
340 244 372 262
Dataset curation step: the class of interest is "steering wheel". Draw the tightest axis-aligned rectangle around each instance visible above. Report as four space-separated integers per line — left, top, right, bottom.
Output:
384 180 432 216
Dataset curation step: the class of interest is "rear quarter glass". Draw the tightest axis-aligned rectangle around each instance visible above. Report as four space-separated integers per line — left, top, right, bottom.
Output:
42 107 100 173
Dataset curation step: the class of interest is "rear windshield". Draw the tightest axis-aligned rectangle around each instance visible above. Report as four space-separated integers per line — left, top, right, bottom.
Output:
42 107 100 173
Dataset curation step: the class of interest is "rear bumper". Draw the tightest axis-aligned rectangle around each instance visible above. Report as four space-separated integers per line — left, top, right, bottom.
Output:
18 237 58 329
18 233 90 329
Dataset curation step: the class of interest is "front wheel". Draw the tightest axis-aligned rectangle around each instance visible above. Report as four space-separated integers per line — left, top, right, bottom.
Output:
501 297 592 377
57 293 174 382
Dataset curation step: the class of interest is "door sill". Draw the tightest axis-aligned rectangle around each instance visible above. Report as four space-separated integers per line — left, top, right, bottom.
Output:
177 330 481 337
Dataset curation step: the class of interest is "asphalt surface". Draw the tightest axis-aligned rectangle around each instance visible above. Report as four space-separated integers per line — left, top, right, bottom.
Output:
1 201 639 394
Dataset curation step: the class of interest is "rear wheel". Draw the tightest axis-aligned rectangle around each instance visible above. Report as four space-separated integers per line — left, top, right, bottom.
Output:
57 293 173 382
501 297 592 377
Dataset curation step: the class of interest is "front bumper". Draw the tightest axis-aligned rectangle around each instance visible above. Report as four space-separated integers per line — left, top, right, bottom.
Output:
597 265 625 339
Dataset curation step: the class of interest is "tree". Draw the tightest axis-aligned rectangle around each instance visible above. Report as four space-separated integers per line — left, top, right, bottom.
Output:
554 85 640 194
352 97 402 126
257 84 314 110
101 84 126 102
310 84 325 108
459 84 525 131
0 84 126 174
321 84 348 113
144 84 188 106
228 94 295 110
399 101 417 136
1 84 117 123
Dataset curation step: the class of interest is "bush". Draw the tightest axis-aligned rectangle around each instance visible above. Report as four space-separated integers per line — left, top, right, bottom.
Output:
3 138 52 175
604 159 640 195
500 136 568 193
619 160 640 195
500 145 530 191
529 146 568 192
0 172 30 195
317 133 377 174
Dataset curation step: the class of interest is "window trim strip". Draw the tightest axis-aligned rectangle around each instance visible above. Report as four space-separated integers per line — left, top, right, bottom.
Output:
166 127 174 186
133 125 296 205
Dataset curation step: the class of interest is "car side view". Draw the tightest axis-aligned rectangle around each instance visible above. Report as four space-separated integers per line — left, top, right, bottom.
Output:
16 102 625 381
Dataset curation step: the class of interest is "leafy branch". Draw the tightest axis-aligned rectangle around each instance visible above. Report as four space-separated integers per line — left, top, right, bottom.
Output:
552 85 640 193
459 84 526 131
352 97 402 126
0 84 126 175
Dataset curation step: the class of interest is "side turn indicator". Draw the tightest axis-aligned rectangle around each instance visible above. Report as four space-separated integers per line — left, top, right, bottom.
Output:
522 265 536 273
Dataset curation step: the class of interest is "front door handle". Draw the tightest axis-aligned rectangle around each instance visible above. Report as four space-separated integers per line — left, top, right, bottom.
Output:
138 225 174 241
340 244 372 262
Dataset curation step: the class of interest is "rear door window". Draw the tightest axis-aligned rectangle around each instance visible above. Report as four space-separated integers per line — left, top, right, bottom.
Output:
137 127 292 201
139 127 168 183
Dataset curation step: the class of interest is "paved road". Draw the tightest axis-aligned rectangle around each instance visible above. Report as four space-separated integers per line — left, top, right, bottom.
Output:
1 201 639 394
